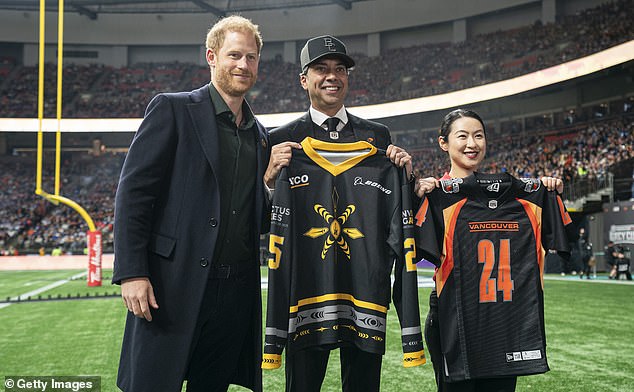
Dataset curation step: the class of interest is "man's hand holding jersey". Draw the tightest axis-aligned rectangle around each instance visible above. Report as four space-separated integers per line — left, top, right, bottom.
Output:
386 144 413 180
415 176 564 198
264 142 302 189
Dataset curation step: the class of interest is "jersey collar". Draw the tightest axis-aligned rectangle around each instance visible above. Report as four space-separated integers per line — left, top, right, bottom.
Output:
300 137 377 176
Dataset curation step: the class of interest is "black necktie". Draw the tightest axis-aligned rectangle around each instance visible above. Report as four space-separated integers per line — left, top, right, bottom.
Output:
326 117 340 133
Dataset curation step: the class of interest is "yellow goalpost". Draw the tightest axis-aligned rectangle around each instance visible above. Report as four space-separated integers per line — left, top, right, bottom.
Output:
35 0 102 286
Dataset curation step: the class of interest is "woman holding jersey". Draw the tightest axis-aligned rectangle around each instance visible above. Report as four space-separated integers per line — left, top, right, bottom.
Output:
414 109 563 392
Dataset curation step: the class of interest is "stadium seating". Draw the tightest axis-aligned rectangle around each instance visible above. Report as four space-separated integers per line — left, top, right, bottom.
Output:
1 0 633 254
0 154 120 255
1 114 631 255
0 0 631 117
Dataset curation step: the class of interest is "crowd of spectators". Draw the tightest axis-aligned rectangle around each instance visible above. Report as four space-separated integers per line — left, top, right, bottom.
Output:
0 153 121 256
409 114 634 199
0 63 107 118
72 62 194 118
0 0 631 117
1 0 633 254
1 113 631 255
485 117 633 183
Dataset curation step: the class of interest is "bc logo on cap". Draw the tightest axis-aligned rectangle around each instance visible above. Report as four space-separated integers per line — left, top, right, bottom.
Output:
323 37 338 52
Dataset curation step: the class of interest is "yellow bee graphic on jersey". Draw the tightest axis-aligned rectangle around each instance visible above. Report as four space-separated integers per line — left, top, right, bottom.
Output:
304 203 365 259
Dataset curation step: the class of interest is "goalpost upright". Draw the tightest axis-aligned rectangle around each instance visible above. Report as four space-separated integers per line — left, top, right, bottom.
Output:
35 0 102 286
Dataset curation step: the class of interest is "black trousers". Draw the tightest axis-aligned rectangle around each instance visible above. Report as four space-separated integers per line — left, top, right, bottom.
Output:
441 377 517 392
580 254 592 278
285 345 382 392
185 265 256 392
425 290 444 391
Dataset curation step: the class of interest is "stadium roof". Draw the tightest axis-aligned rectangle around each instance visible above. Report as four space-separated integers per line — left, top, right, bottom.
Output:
0 0 365 19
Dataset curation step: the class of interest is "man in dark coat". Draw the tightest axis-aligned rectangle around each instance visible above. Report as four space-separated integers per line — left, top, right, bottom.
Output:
263 35 415 392
113 16 279 392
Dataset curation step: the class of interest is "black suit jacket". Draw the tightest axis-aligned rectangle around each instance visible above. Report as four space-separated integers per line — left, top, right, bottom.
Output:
113 84 269 392
269 111 392 148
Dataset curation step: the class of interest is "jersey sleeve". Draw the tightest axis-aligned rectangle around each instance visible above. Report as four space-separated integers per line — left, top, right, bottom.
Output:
390 167 426 368
541 191 573 255
262 167 292 370
413 191 443 266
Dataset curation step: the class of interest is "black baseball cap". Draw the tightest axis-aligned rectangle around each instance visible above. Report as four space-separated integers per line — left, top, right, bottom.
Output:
300 35 355 74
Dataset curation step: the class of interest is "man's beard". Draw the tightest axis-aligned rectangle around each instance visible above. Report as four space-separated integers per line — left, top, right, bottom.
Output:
214 67 256 97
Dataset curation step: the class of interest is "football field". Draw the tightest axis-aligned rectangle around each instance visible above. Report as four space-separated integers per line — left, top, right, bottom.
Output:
1 268 633 392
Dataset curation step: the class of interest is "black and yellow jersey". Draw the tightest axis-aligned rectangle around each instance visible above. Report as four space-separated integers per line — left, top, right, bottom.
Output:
415 172 572 381
262 137 425 370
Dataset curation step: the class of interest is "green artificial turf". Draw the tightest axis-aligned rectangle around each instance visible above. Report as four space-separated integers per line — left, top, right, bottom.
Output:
1 270 632 392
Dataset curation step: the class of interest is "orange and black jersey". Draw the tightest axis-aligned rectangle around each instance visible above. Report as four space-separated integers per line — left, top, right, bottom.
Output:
262 137 425 370
415 172 571 381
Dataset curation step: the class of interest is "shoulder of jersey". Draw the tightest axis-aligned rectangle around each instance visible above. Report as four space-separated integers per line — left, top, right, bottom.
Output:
518 177 542 193
439 178 464 194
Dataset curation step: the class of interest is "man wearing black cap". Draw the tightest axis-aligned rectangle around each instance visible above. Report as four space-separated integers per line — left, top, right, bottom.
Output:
264 34 413 187
263 35 416 392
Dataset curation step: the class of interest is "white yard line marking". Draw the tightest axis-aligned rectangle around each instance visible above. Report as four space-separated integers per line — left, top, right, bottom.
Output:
543 275 634 284
0 271 87 309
